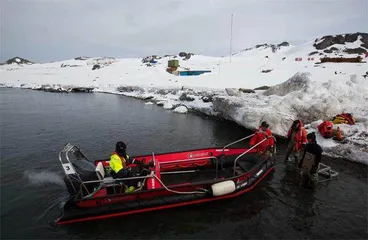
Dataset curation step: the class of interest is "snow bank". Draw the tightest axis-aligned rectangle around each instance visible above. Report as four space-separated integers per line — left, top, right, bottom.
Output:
1 35 367 164
173 106 188 114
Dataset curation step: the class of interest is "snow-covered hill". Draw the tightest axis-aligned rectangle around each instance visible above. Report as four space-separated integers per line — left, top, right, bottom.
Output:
1 32 367 164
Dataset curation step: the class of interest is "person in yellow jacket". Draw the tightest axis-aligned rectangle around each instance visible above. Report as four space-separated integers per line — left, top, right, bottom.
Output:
110 141 142 193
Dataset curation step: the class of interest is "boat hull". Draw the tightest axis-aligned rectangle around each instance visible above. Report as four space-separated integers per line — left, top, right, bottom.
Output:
56 149 275 225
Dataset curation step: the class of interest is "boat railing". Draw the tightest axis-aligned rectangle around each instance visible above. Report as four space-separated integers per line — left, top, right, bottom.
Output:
221 134 255 156
159 156 220 179
159 156 219 165
233 137 268 176
78 174 156 199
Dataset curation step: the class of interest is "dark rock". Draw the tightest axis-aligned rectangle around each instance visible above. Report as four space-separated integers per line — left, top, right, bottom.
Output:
179 92 195 101
343 48 367 54
314 35 334 49
184 54 192 60
142 55 158 63
278 41 290 47
255 44 267 48
261 69 273 73
238 88 256 93
254 85 270 90
361 43 368 49
62 63 80 68
330 47 339 51
333 35 345 44
179 52 188 57
143 96 154 100
323 49 333 53
74 56 89 60
116 86 144 93
345 33 359 42
6 57 33 65
201 95 213 103
92 64 100 70
282 57 286 61
360 35 368 46
309 51 319 56
155 89 168 95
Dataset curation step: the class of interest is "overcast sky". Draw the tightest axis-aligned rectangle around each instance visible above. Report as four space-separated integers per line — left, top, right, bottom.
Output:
1 0 367 62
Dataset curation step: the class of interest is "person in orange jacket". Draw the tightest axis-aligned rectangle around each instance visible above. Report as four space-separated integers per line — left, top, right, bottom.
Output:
285 120 308 165
249 121 275 155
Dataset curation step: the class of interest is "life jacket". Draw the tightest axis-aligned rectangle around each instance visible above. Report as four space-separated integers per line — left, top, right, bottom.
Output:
318 121 333 138
249 127 275 153
332 113 355 125
287 120 308 151
109 152 130 174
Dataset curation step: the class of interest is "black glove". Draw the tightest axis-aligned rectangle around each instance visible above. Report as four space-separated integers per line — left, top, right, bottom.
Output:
148 160 154 168
133 159 142 165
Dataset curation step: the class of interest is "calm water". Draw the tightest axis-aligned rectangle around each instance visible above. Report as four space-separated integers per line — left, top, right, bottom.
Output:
0 88 367 239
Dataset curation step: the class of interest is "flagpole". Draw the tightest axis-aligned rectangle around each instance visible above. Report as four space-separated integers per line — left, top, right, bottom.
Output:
230 13 233 62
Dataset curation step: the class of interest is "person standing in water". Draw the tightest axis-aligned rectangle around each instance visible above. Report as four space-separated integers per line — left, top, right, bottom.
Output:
285 120 308 165
298 132 323 188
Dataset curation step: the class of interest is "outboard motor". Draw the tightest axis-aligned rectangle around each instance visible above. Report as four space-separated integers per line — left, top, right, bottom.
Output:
64 159 99 197
59 143 100 198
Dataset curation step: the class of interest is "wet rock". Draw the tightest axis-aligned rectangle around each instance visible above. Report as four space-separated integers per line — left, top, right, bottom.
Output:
238 88 256 93
179 92 195 101
254 86 270 90
225 88 241 96
143 96 154 100
117 86 144 93
201 95 213 103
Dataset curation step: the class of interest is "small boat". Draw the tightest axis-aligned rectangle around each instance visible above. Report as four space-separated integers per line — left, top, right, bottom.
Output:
56 134 276 225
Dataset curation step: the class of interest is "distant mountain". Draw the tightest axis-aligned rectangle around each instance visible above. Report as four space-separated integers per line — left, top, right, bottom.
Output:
234 41 290 56
5 57 33 65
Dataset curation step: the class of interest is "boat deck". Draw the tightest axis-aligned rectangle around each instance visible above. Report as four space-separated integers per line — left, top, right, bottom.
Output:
161 154 262 186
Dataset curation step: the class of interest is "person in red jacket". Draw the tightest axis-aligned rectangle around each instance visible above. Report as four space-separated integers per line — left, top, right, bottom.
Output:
285 120 308 165
249 121 275 155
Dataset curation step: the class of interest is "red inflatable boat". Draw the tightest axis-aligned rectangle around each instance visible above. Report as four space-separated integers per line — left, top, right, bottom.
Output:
56 134 276 225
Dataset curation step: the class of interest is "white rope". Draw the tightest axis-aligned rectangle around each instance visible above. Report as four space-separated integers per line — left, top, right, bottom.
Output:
152 173 208 195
